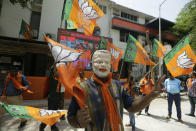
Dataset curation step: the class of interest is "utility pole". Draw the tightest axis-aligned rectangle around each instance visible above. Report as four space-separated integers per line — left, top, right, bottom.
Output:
159 0 167 77
146 30 155 81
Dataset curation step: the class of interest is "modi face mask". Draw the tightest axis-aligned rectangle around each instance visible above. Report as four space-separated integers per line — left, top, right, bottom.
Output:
92 50 111 78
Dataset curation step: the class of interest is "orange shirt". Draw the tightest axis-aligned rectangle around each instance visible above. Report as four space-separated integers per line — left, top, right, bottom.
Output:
139 77 154 95
187 78 193 88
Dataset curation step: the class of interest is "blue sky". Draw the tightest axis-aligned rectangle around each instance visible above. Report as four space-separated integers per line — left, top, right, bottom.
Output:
110 0 190 22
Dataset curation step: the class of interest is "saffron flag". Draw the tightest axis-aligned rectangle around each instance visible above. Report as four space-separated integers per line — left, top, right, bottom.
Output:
99 36 107 50
0 102 67 126
164 35 196 77
107 41 124 71
44 35 91 108
64 0 104 36
124 35 156 65
19 19 33 40
151 39 167 58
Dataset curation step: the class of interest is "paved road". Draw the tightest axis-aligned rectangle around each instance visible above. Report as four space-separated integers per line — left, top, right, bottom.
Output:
0 95 195 131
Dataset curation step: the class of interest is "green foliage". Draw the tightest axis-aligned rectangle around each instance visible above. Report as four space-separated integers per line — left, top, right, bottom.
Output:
172 0 196 53
9 0 33 8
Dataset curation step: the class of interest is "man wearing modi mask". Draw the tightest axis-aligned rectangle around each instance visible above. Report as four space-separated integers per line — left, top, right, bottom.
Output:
67 50 165 131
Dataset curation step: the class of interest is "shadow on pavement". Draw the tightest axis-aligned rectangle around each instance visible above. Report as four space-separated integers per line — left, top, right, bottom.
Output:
57 119 78 131
181 97 189 102
134 127 145 131
182 121 196 130
147 114 196 130
144 114 170 123
123 111 168 123
169 117 196 130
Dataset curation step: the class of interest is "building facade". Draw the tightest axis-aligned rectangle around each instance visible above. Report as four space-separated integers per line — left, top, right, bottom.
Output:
0 0 176 81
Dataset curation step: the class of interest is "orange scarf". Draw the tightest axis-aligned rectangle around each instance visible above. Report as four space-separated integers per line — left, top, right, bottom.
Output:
3 72 32 96
92 73 122 131
187 78 193 88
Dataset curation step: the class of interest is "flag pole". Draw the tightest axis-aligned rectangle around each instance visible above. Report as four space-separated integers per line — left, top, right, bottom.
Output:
144 63 159 78
119 60 124 79
60 0 66 28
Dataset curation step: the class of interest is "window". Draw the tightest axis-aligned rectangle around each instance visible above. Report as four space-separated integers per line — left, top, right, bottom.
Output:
113 8 120 16
120 31 129 42
121 12 137 22
97 4 107 14
120 30 138 42
0 0 3 15
30 11 41 39
33 0 43 4
145 19 149 24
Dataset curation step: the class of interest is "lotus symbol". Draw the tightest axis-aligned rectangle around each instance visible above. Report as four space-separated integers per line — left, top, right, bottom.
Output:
48 43 82 67
39 109 65 117
177 51 194 68
78 0 99 19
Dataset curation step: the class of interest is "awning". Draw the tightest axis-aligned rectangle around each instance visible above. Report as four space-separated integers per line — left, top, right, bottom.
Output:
112 16 176 41
145 18 175 31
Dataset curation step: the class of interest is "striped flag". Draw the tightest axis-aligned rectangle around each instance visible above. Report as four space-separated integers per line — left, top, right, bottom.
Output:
151 39 167 58
64 0 104 36
164 35 196 77
19 19 33 40
124 35 155 65
0 102 67 126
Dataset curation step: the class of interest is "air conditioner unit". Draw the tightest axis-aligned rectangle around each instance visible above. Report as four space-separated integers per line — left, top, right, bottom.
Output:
32 29 38 38
45 33 56 39
113 8 120 16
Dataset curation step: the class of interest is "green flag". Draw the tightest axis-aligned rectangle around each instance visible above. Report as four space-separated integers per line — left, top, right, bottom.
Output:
19 19 33 40
62 0 104 36
0 102 67 126
124 35 155 65
164 35 196 77
19 20 27 35
99 36 107 50
63 0 73 20
0 102 32 119
151 39 167 58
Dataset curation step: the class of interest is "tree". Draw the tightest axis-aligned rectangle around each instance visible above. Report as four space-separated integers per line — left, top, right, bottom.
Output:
9 0 33 8
172 0 196 53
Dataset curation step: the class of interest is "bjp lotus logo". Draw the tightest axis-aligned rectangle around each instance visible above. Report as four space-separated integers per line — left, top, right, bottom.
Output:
78 0 99 19
48 43 82 66
40 109 65 116
177 51 194 68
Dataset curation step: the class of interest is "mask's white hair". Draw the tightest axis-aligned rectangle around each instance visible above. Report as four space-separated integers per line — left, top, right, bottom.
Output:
92 50 111 62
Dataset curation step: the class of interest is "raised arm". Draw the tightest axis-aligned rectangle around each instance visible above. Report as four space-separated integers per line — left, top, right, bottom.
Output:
127 75 166 113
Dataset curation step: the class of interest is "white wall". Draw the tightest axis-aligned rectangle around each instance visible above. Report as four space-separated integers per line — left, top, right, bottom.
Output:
110 29 126 49
0 0 31 38
38 0 64 41
0 0 152 44
138 16 145 24
96 0 111 38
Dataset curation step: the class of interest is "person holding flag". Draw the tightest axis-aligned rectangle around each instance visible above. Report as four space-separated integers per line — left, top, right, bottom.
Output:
0 65 30 128
67 50 165 131
39 66 62 131
137 74 155 116
125 71 136 131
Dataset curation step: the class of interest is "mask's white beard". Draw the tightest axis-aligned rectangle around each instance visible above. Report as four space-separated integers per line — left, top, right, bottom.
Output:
93 67 110 78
